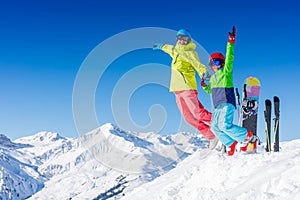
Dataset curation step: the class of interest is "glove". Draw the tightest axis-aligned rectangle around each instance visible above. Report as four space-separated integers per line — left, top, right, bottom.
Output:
153 43 164 50
201 72 211 87
228 26 236 44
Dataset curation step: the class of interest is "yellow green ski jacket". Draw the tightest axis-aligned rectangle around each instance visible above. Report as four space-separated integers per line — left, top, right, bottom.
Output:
161 41 208 92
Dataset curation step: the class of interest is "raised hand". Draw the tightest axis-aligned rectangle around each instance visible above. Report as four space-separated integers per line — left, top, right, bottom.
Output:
228 26 236 44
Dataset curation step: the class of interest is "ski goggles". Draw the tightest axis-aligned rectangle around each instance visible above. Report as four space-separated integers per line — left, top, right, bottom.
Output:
176 35 190 42
209 58 224 66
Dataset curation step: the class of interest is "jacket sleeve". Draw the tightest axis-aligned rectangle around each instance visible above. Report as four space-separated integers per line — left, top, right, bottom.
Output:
188 51 208 78
224 42 234 73
161 44 176 59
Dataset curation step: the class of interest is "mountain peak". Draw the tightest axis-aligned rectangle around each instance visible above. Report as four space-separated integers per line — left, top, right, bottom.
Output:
101 122 119 131
0 134 15 148
33 131 63 142
15 131 65 146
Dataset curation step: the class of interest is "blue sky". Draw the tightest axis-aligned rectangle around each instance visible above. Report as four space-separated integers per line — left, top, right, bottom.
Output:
1 0 299 142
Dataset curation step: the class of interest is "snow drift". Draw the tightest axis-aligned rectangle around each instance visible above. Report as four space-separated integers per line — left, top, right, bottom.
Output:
124 140 300 199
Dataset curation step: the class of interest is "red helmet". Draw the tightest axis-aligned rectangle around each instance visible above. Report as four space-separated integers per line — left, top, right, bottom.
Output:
209 52 225 61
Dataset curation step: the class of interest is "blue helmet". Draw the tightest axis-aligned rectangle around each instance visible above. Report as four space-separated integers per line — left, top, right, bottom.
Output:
177 29 191 38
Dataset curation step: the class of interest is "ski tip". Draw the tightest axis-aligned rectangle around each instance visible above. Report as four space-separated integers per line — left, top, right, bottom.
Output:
265 99 272 104
274 96 280 102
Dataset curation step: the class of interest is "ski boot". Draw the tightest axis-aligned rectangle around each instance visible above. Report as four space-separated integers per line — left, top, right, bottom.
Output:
209 137 219 150
240 131 258 152
227 141 238 156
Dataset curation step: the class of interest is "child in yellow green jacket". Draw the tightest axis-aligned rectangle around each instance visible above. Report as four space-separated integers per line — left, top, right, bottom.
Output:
153 29 218 150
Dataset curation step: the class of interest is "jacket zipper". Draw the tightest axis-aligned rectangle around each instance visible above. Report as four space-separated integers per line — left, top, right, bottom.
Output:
173 54 179 64
173 54 187 84
179 72 187 84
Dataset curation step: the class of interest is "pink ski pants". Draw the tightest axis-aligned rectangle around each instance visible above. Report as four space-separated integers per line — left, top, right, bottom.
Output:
175 90 215 140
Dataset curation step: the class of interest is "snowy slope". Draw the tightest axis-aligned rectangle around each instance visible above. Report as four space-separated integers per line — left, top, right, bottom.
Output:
1 123 206 200
123 140 300 200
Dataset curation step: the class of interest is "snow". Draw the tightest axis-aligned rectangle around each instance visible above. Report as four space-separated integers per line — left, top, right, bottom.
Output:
1 124 300 199
124 141 300 200
0 135 44 199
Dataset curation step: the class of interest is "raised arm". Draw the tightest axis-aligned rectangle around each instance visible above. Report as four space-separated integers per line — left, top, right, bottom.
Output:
153 43 177 59
224 26 236 73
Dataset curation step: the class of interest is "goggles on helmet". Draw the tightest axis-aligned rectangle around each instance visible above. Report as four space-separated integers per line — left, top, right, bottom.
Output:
209 58 224 67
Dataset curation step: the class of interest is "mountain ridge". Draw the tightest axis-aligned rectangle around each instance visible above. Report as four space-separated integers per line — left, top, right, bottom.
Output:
1 123 206 199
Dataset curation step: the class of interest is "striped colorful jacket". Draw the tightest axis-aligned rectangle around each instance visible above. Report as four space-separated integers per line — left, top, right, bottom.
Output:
203 42 236 108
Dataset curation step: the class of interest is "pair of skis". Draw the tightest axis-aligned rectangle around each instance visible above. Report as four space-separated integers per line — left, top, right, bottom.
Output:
264 96 280 152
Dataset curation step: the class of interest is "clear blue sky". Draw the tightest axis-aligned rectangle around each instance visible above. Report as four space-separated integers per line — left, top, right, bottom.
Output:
1 0 299 142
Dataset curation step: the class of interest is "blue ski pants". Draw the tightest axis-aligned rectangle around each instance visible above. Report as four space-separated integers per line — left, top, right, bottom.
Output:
210 103 248 146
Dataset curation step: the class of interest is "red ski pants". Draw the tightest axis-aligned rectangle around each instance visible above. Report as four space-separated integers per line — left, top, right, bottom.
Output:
175 90 215 140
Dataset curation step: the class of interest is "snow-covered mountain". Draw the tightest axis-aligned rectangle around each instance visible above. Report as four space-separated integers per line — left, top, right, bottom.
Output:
0 123 207 199
1 124 300 199
0 134 44 199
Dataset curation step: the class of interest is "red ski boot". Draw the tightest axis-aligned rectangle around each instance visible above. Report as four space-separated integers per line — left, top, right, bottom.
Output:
227 141 238 156
240 131 257 152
